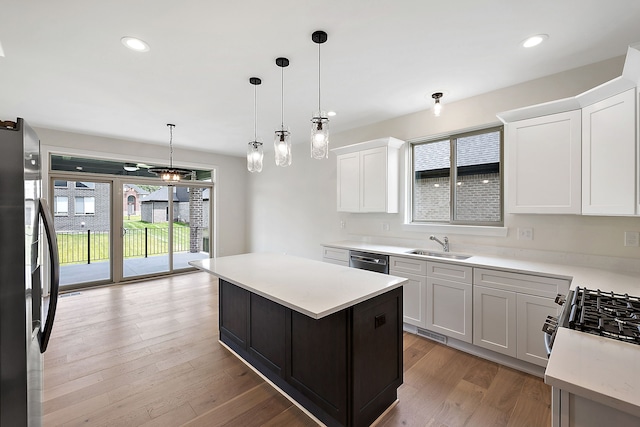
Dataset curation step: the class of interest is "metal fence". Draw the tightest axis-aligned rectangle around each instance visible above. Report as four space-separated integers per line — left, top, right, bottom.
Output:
56 227 191 264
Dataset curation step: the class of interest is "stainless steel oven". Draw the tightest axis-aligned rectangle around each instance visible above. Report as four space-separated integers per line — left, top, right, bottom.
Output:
348 251 389 274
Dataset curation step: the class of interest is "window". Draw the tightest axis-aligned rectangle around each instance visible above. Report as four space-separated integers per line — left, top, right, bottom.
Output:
54 196 68 215
75 196 95 215
75 181 95 189
54 180 68 188
411 127 503 226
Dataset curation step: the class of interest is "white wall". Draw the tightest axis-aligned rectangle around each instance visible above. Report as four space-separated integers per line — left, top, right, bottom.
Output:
248 55 640 262
36 128 248 257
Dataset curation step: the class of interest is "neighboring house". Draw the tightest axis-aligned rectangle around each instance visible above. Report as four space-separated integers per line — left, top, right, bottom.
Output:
53 180 110 232
140 186 210 226
123 184 149 217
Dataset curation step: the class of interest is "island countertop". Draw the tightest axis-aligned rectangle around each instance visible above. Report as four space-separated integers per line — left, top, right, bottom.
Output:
190 253 407 319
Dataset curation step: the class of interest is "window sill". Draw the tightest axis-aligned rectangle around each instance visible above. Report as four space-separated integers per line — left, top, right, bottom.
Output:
402 222 508 237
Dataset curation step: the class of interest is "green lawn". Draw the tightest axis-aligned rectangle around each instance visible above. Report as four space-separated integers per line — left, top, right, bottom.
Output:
57 219 192 264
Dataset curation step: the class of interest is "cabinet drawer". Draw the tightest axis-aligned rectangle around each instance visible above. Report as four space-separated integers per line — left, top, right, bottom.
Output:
322 247 349 262
389 256 427 275
427 261 472 284
474 268 569 299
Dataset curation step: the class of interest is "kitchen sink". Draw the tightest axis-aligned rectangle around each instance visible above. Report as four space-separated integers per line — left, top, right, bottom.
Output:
405 250 471 260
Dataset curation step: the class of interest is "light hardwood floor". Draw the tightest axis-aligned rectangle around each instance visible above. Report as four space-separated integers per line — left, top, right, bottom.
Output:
44 272 550 426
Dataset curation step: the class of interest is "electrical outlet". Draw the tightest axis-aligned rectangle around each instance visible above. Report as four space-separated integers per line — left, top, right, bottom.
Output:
340 220 346 229
382 222 390 231
624 231 640 247
517 227 533 241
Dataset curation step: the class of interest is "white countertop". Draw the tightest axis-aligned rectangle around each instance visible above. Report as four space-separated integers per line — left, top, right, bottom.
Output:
324 240 640 416
190 253 407 319
323 240 640 293
545 327 640 417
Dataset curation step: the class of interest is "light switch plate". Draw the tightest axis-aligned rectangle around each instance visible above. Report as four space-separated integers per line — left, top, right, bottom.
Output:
624 231 640 247
382 222 390 231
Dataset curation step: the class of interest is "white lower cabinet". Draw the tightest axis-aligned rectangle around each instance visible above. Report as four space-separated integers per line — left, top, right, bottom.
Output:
426 261 473 343
390 256 427 328
516 293 559 365
473 268 569 367
427 277 473 343
473 285 517 357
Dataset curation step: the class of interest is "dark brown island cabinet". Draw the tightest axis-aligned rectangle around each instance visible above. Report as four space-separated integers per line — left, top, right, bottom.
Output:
218 278 403 427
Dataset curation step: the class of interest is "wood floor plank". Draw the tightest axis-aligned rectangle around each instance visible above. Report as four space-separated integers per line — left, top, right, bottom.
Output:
44 272 551 427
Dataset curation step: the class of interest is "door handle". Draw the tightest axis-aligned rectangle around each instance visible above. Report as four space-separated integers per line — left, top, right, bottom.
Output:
37 198 60 353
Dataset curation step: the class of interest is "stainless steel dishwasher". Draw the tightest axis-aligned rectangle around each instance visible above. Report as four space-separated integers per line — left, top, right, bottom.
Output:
348 250 389 274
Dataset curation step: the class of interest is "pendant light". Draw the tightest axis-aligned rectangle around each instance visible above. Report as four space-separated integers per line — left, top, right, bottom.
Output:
432 92 443 117
310 30 329 159
274 57 292 167
247 77 264 173
149 124 192 183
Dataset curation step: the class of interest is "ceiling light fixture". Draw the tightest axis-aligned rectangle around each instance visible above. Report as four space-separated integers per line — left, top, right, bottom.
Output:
432 92 443 117
522 34 548 48
247 77 264 173
274 57 292 167
149 124 192 183
121 36 150 52
123 163 139 172
310 30 329 159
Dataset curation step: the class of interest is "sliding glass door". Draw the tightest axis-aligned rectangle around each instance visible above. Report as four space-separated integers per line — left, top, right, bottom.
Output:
121 183 210 280
49 154 214 287
52 178 112 287
122 183 171 279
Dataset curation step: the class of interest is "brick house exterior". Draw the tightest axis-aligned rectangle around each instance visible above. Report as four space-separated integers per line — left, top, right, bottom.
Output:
53 180 110 232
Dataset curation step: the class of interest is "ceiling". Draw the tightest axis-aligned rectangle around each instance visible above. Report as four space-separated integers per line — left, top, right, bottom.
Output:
2 1 640 157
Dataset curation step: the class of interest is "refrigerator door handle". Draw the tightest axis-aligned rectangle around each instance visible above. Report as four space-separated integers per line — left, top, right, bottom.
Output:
37 198 60 353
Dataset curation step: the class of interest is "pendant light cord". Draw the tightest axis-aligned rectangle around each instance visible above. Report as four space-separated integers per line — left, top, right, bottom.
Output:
168 124 174 168
317 42 321 113
281 64 285 129
254 83 257 143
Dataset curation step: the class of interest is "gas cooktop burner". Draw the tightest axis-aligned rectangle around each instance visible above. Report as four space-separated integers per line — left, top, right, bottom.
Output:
568 287 640 345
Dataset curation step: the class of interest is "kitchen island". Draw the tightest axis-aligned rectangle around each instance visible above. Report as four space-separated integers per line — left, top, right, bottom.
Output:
190 253 407 427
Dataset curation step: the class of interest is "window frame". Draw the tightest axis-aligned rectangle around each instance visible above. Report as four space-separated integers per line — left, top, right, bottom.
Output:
54 196 69 216
74 196 96 215
408 126 504 227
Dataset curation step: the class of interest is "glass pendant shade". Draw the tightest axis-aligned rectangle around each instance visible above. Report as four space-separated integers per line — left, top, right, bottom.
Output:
274 127 292 166
274 57 292 167
311 112 329 159
247 77 263 173
310 31 329 160
247 141 263 173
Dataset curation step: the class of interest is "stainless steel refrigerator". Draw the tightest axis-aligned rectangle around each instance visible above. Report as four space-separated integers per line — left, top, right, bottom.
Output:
0 118 60 426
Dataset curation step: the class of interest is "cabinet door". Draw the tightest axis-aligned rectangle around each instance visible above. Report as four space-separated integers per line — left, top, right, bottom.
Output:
426 277 472 343
505 110 582 214
390 269 427 328
582 88 636 215
473 285 517 357
360 147 388 212
516 293 558 367
336 152 360 212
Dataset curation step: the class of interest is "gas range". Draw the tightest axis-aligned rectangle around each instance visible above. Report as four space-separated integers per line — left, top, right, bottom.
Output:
543 286 640 352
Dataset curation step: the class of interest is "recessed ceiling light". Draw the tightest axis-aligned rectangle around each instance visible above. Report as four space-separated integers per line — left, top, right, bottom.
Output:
522 34 548 48
121 36 150 52
327 111 337 117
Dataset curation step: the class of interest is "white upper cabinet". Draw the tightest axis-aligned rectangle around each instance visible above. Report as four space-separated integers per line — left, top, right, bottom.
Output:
582 88 637 215
504 110 582 214
332 137 404 213
498 71 638 216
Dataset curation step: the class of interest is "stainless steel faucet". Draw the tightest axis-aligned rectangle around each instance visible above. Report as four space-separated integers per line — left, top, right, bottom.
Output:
430 235 449 252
